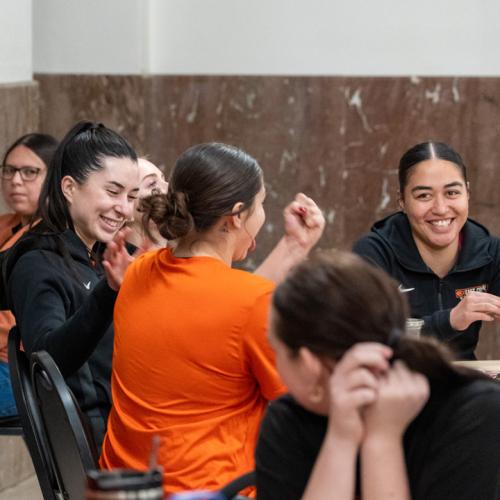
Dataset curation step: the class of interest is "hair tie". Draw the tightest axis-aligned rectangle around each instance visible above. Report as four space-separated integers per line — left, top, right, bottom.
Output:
387 328 403 349
87 122 104 132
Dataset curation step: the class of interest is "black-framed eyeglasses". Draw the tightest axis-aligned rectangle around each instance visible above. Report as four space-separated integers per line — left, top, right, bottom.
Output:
0 165 42 181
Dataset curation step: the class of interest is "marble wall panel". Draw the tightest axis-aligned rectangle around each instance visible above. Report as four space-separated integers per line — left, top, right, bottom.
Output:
35 74 146 153
35 74 500 358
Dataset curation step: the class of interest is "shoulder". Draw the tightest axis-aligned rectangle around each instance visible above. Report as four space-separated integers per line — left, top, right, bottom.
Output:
422 378 500 444
256 395 327 500
229 267 275 295
260 394 325 441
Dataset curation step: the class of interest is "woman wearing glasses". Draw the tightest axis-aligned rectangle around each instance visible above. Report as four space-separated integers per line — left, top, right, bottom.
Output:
0 133 58 417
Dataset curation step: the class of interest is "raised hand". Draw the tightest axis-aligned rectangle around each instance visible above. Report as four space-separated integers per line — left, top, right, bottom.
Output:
450 291 500 331
283 193 325 253
102 228 134 291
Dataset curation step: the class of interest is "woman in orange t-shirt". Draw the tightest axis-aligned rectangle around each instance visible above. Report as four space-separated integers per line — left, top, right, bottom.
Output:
0 133 58 417
100 143 324 495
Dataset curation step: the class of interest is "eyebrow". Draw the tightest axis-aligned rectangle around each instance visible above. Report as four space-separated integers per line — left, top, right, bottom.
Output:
411 181 464 193
141 173 158 181
107 181 140 192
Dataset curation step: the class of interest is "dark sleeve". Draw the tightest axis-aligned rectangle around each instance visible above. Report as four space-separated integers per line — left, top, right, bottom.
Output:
421 308 464 342
8 251 117 377
256 398 319 500
415 384 500 500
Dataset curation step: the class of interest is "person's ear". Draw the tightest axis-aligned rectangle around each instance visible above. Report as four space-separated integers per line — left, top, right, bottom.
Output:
230 202 245 229
297 347 328 403
61 176 77 204
466 181 470 199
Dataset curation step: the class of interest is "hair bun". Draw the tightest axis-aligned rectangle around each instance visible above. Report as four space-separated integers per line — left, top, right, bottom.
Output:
141 191 194 240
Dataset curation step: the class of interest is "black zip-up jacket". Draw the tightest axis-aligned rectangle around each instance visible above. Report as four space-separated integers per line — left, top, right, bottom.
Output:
1 227 117 446
353 212 500 360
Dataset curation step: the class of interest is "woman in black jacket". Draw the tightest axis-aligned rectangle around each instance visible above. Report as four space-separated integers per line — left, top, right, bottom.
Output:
3 121 140 446
354 142 500 359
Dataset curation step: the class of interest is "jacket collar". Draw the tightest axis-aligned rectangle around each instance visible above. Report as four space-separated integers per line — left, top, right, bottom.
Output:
371 212 493 274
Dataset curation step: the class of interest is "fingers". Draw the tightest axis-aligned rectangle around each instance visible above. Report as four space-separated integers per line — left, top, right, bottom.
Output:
286 193 324 229
451 292 500 330
335 343 392 376
381 360 430 403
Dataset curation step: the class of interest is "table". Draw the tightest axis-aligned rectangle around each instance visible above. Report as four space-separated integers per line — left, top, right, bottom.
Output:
453 360 500 379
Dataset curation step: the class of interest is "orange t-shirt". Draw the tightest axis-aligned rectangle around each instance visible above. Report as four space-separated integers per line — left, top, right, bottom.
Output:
100 249 285 495
0 213 28 363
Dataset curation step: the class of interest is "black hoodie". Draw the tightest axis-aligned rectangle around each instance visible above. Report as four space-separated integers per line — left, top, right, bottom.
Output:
353 212 500 360
2 226 118 446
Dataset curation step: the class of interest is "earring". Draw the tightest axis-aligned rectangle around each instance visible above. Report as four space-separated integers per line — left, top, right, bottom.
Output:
309 385 324 404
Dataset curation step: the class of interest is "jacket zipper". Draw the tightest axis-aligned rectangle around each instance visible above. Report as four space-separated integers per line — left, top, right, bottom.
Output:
438 280 444 310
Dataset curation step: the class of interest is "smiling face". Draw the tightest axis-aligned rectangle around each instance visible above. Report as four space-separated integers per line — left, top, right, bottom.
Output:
2 145 47 222
133 158 168 220
63 156 139 248
232 183 266 261
400 158 469 252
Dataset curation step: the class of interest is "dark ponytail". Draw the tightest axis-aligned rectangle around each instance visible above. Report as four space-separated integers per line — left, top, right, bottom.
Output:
38 121 137 234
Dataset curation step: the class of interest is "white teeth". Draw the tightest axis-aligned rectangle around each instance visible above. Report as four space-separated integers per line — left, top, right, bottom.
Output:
430 219 451 226
101 216 122 228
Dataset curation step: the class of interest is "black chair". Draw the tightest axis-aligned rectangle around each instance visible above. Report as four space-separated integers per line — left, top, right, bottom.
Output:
219 470 256 499
0 414 22 435
8 327 62 500
31 350 98 500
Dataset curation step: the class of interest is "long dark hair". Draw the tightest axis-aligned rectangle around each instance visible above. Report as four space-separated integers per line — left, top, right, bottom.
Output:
272 250 485 385
141 142 263 241
3 133 59 169
38 121 137 234
398 142 467 194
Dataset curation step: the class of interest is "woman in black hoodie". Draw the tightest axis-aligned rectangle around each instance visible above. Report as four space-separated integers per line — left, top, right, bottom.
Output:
3 121 140 446
354 142 500 360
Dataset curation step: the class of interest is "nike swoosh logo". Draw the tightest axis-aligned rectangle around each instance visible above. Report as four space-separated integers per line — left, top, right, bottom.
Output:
83 281 91 290
398 284 415 293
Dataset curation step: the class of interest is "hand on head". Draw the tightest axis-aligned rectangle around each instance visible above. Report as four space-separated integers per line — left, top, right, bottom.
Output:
450 291 500 331
327 343 429 445
327 343 391 445
283 193 325 252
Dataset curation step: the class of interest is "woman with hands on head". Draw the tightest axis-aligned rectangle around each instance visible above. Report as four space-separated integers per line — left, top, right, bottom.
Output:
354 141 500 360
2 121 140 446
257 250 500 500
99 142 324 496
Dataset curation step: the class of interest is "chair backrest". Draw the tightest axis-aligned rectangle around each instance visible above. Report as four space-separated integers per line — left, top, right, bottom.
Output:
7 327 61 500
219 470 256 499
0 415 23 435
31 350 98 500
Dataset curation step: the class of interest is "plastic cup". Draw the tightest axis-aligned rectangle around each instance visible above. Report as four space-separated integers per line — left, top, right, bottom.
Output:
86 468 163 499
405 318 424 337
